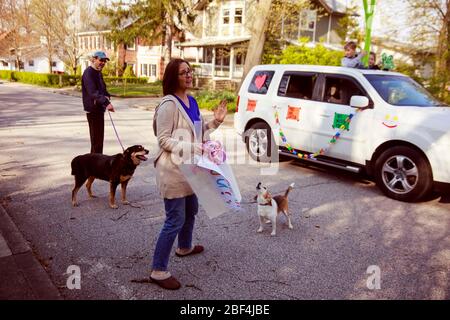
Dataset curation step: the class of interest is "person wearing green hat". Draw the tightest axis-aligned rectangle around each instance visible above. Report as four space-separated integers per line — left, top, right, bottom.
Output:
82 51 115 154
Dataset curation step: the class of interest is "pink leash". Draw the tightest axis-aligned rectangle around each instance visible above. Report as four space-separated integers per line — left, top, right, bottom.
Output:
108 111 125 152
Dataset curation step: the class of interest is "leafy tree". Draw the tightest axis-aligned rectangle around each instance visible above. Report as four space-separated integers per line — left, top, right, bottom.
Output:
0 0 36 69
337 4 364 44
98 0 196 73
406 0 449 102
123 65 135 77
241 0 311 88
30 0 68 73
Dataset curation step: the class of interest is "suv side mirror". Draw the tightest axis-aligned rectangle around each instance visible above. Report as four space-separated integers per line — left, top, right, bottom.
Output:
350 95 369 108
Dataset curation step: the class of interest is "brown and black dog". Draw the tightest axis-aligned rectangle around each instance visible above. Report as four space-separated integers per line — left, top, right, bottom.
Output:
71 145 149 209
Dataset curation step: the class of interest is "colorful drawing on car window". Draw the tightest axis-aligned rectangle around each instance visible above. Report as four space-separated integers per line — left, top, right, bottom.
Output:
286 106 300 121
332 112 351 131
247 99 257 112
382 114 399 128
254 74 267 90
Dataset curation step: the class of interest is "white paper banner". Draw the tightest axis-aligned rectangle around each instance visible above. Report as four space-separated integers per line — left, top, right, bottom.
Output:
180 155 241 219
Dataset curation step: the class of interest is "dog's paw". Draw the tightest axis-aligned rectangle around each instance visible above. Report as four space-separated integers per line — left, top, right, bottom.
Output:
257 228 263 233
270 232 276 236
110 204 119 209
72 202 79 207
288 224 293 230
89 194 98 199
122 200 130 205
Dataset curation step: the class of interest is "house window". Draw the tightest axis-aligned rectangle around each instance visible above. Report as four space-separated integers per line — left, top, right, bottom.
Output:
2 60 9 67
203 47 213 63
141 64 148 76
126 40 135 50
105 38 111 50
150 64 156 77
140 64 157 77
28 60 34 67
234 8 243 24
300 10 316 32
222 9 230 24
52 61 57 67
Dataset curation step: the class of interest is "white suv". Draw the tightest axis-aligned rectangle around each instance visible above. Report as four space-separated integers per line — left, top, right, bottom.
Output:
234 65 450 202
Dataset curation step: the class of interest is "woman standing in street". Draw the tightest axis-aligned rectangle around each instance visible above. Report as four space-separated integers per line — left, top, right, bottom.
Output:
150 58 227 290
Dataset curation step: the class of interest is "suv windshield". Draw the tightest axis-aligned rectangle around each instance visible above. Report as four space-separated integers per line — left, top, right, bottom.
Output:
364 74 447 107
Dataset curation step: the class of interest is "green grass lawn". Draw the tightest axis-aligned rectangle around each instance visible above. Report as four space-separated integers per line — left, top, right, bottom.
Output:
108 83 162 97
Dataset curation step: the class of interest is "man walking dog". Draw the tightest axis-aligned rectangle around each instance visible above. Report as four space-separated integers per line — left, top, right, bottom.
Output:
82 51 115 154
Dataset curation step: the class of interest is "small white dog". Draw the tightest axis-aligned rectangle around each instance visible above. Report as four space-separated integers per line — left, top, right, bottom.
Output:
255 182 295 236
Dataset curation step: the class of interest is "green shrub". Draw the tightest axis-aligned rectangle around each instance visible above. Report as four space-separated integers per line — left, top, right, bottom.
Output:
266 38 343 66
103 76 148 85
123 65 136 78
193 90 237 112
0 70 13 80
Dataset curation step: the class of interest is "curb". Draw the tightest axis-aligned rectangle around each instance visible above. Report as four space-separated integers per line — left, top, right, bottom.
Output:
0 205 61 300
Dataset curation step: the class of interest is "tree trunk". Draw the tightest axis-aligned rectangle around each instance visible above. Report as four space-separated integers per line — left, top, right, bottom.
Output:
164 13 173 68
239 0 272 91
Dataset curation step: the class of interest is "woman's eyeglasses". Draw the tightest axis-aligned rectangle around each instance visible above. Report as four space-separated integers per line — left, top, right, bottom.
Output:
179 69 194 77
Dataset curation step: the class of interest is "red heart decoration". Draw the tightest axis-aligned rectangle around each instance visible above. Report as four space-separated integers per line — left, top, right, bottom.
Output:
254 74 267 90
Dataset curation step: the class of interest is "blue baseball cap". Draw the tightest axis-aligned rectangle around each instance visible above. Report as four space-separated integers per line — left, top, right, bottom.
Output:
92 51 110 61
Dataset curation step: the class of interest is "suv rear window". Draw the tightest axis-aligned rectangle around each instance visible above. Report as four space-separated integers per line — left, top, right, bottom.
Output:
278 72 317 100
248 71 275 94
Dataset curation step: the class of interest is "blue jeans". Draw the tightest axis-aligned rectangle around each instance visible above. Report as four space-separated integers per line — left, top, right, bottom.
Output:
152 194 199 271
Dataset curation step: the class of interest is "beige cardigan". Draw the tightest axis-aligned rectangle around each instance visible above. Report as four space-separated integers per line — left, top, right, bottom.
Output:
154 95 222 199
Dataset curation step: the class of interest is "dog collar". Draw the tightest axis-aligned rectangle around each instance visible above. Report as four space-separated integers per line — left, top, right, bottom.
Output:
259 202 272 206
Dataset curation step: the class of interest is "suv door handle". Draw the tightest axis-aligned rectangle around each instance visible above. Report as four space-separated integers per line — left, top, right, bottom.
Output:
320 114 330 118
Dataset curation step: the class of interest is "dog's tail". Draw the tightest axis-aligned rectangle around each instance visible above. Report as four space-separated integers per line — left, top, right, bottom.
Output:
284 183 295 197
70 156 79 176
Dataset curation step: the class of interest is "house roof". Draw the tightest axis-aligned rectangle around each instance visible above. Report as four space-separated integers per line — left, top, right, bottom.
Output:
176 36 251 47
194 0 347 14
318 0 347 14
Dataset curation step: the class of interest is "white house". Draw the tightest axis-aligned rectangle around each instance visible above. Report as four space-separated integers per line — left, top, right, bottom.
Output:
0 44 65 73
176 0 348 88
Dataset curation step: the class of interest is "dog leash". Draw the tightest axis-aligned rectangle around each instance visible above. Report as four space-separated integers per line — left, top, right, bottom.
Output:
108 111 125 152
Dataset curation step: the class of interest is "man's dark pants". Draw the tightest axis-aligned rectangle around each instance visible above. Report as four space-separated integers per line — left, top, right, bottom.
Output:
86 112 104 154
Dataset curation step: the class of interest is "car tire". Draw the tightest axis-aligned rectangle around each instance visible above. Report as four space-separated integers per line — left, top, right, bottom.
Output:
374 146 433 202
245 122 277 162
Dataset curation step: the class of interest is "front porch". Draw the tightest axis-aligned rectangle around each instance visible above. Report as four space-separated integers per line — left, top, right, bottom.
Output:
177 36 250 83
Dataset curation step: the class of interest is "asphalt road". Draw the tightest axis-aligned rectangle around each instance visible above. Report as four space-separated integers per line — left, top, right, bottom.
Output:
0 81 448 300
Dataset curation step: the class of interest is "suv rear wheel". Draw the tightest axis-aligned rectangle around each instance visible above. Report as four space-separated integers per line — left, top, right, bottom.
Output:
245 122 277 162
374 146 433 202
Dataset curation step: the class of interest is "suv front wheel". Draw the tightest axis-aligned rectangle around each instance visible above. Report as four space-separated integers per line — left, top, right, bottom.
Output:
374 146 433 202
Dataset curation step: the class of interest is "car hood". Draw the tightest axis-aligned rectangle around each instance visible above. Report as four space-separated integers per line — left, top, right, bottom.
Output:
389 106 450 132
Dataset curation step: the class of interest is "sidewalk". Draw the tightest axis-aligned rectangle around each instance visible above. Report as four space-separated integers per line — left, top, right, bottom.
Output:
0 205 61 300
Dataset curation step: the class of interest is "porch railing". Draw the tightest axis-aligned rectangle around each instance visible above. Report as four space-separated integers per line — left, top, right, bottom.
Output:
194 63 244 79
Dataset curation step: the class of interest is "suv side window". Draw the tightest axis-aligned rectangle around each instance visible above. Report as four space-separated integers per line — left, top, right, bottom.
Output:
278 72 318 100
323 75 369 105
248 71 275 94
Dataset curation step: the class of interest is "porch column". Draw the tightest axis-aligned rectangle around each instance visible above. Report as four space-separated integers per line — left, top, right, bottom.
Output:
212 47 216 79
327 13 332 44
229 47 235 80
196 47 200 63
